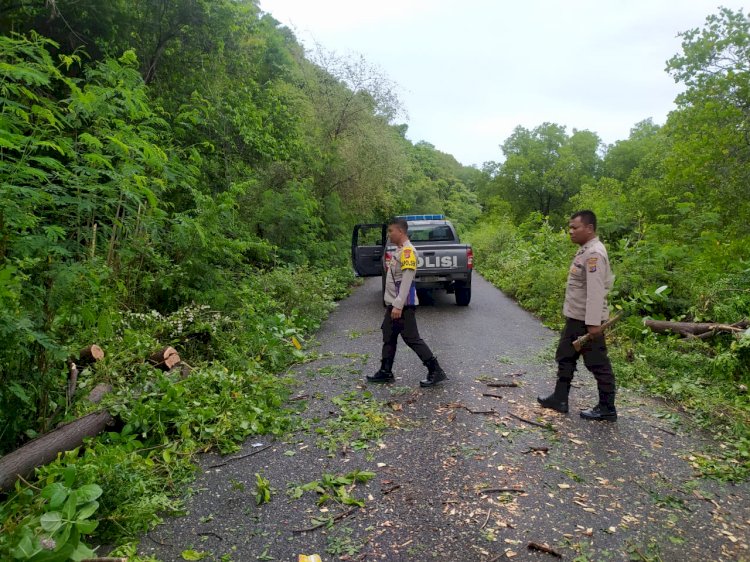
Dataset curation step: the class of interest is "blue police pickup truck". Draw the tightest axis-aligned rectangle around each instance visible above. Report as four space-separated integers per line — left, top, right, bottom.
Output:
351 214 473 306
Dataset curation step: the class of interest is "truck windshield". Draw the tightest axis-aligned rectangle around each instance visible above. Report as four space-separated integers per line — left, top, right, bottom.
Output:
407 225 455 242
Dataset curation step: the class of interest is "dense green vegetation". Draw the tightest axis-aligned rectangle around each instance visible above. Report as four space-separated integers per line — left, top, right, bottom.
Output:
0 1 481 559
471 7 750 480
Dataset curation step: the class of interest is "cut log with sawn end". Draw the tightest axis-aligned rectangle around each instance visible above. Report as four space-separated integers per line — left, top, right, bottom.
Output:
149 346 181 370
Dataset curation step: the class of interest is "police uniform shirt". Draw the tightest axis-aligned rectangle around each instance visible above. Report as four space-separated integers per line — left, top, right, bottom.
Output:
384 242 419 309
563 237 613 326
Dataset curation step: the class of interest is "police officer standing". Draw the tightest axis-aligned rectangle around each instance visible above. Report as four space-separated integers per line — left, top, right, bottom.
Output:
367 217 447 388
538 210 617 421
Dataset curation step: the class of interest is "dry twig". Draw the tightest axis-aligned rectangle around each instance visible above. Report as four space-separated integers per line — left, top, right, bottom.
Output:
480 509 492 530
527 542 562 557
208 444 272 468
479 487 525 494
293 507 357 533
521 446 549 455
509 411 556 431
381 484 401 495
650 424 677 437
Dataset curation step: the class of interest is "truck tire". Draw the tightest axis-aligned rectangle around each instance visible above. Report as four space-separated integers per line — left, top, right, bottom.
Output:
455 287 471 306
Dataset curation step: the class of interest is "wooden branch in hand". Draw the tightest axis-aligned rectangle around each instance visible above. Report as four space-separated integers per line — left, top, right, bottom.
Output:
573 312 624 352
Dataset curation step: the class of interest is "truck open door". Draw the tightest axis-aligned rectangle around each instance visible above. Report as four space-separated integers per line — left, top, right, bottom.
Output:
352 223 386 277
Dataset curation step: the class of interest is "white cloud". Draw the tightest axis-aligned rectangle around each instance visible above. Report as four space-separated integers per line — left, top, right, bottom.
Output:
260 0 748 165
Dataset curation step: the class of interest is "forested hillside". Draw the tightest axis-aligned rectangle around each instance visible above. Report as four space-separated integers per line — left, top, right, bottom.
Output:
0 2 481 557
470 7 750 480
0 1 482 448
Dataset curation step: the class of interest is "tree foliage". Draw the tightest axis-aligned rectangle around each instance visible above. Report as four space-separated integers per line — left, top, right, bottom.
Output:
0 1 482 456
483 123 601 221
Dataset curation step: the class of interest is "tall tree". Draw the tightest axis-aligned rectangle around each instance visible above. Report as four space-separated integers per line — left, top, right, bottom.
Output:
486 123 601 221
664 7 750 233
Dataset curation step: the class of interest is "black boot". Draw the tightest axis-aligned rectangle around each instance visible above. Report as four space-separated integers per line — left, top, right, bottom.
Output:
420 357 447 388
537 380 570 413
580 391 617 421
367 358 394 383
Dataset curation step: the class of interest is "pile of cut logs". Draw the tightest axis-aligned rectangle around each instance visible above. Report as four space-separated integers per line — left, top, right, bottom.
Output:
0 345 189 493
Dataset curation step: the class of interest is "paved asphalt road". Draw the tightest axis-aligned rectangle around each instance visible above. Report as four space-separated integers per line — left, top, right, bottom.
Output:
141 274 750 562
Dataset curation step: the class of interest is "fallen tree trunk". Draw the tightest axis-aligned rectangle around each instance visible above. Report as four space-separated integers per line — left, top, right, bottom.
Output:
1 349 191 492
0 410 114 492
644 319 748 338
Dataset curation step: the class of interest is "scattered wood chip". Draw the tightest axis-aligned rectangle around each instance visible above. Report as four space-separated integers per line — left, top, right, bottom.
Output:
482 392 504 400
486 382 519 388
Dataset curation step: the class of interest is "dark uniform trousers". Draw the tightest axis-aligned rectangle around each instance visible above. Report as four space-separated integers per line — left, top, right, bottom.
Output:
381 306 433 363
556 317 616 393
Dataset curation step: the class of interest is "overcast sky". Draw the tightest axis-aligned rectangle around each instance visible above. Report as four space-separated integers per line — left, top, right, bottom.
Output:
258 1 745 167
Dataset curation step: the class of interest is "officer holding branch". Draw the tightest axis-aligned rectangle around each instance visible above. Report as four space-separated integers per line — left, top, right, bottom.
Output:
538 210 618 421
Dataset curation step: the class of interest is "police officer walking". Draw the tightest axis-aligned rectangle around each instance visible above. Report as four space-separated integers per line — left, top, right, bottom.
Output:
538 210 618 421
367 217 447 388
